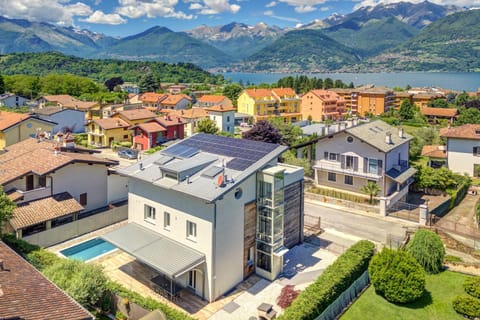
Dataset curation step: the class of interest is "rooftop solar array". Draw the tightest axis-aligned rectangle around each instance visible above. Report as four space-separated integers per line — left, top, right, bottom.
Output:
167 133 279 171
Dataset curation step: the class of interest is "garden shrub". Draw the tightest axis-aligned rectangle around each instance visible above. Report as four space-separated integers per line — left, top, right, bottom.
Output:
276 285 300 309
406 229 445 274
27 249 62 270
369 248 425 304
452 295 480 318
279 240 375 320
1 233 39 255
464 277 480 299
444 255 463 263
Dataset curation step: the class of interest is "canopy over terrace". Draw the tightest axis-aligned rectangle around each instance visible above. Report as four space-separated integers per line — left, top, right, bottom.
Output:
101 223 205 298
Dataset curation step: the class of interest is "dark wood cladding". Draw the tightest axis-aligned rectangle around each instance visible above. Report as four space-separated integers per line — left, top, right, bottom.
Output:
284 180 304 248
243 201 256 278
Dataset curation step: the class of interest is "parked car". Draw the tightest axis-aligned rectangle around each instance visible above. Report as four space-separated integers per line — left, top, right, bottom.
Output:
118 149 137 159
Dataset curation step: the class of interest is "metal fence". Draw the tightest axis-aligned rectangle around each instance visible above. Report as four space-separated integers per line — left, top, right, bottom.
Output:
315 270 370 320
387 201 419 222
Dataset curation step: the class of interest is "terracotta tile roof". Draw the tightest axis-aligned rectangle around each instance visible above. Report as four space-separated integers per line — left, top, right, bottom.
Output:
197 95 228 104
421 145 447 158
154 115 187 127
394 92 413 98
0 241 93 320
93 118 130 130
6 189 23 202
309 89 344 103
170 108 208 119
244 88 275 98
272 88 297 97
0 138 117 185
42 95 98 110
135 121 166 133
139 92 165 103
160 94 191 106
0 111 31 130
118 108 157 121
204 105 236 112
10 192 84 230
421 107 458 117
413 93 444 99
440 124 480 140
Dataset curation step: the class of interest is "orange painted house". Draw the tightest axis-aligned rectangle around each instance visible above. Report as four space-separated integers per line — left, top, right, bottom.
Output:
301 89 346 121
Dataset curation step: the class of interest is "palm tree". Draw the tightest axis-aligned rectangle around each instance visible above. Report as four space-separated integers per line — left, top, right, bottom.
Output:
361 181 380 204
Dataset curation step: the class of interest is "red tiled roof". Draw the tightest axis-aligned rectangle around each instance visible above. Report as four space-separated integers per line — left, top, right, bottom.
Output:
0 138 117 185
118 108 157 121
0 111 31 131
135 121 166 133
10 192 84 229
160 94 191 106
244 88 275 98
197 95 228 103
421 145 447 159
139 92 165 103
421 107 458 117
170 108 208 119
309 89 344 103
204 105 235 112
42 95 98 110
0 241 93 320
272 88 297 97
93 118 130 130
154 115 187 126
440 124 480 140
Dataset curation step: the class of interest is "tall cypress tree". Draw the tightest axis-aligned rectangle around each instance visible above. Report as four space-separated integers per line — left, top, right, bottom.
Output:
0 73 5 94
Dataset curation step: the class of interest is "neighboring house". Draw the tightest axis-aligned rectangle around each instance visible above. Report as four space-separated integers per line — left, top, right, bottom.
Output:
237 88 302 123
102 134 304 302
421 145 447 168
139 92 165 109
420 107 458 124
0 111 56 149
131 115 186 150
205 105 235 135
0 241 94 320
393 92 414 109
168 84 187 94
37 95 100 121
169 108 209 137
301 89 346 121
120 83 140 94
112 108 157 126
0 93 29 108
440 124 480 176
356 86 394 116
313 120 416 214
87 118 131 147
127 93 142 104
331 88 359 115
158 94 192 110
196 95 233 108
411 93 445 108
0 137 118 239
33 106 85 134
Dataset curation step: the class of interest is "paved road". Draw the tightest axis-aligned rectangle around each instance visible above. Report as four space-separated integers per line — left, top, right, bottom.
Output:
305 201 417 245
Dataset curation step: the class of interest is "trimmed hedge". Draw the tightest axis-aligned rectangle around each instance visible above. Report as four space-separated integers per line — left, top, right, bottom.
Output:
452 295 480 318
464 277 480 299
278 240 375 320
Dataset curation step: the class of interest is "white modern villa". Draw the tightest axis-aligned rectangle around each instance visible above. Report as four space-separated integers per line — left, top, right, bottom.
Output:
102 133 304 302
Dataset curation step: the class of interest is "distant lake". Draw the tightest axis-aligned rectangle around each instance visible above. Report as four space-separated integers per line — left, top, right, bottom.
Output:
220 72 480 92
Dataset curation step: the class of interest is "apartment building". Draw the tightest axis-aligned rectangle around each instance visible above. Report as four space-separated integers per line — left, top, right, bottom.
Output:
301 89 346 121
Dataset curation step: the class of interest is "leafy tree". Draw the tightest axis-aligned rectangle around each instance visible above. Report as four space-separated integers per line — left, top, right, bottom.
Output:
406 229 445 274
281 151 311 176
43 259 108 308
138 73 159 93
455 92 470 106
222 84 243 107
399 99 416 120
269 117 302 146
428 99 449 108
369 248 425 304
324 78 334 89
361 181 380 204
104 77 124 91
456 107 480 125
0 187 16 236
243 120 283 144
0 73 4 94
196 118 219 134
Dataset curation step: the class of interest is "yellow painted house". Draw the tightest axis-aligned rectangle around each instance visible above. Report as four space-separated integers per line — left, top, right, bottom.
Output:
237 88 302 123
87 118 131 147
0 111 56 149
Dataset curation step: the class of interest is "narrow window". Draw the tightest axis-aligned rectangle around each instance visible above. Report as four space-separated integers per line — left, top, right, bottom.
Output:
164 211 170 229
144 204 156 223
38 176 47 188
328 172 336 182
187 220 197 239
80 193 87 206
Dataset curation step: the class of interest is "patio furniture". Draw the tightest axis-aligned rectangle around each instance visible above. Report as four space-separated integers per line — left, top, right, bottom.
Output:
257 303 277 320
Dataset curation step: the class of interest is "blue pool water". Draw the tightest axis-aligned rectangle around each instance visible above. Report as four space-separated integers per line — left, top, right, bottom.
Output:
60 238 116 261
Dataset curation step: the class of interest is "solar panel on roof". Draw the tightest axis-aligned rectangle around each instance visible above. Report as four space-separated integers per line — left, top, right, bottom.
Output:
163 144 199 158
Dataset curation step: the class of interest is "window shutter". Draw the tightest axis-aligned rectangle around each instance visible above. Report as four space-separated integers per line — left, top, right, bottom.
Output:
353 157 359 171
324 151 328 159
474 147 478 156
363 157 368 173
378 159 383 175
341 155 346 169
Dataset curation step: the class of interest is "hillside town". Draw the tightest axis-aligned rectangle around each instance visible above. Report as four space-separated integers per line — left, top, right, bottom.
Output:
1 75 480 320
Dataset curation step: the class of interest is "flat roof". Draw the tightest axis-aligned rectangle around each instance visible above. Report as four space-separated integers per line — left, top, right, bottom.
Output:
101 223 205 278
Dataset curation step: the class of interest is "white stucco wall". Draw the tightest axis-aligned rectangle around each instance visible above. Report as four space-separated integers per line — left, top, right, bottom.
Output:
385 142 409 170
208 111 235 135
52 162 109 212
107 173 128 204
447 138 480 176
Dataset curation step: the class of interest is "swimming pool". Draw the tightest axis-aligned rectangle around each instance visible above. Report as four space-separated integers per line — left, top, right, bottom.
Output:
60 238 117 261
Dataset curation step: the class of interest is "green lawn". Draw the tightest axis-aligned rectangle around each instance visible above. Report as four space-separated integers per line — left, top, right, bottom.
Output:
342 271 472 320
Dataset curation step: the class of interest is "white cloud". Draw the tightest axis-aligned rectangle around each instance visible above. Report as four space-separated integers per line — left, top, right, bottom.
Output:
264 10 300 22
116 0 194 19
81 10 127 24
319 6 331 12
0 0 93 25
187 0 241 15
266 1 277 7
278 0 327 14
354 0 480 9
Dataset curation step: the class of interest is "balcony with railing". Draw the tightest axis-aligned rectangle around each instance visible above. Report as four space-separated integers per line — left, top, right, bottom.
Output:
314 160 381 179
16 186 52 203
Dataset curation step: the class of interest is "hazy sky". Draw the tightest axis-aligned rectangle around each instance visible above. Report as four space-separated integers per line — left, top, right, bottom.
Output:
0 0 476 37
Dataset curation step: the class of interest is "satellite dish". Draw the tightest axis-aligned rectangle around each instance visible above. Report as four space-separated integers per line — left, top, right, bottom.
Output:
217 175 224 187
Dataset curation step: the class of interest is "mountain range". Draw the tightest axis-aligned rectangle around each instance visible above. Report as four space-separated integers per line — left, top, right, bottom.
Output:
0 1 478 72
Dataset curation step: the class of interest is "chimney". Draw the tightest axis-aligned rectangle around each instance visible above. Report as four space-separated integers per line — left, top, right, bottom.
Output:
177 117 181 123
398 127 405 138
385 132 393 144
